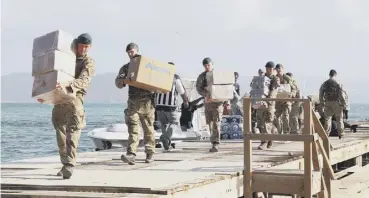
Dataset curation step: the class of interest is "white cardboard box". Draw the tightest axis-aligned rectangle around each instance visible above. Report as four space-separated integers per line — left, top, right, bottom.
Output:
277 84 291 98
32 50 76 77
32 71 76 105
207 84 234 102
206 70 234 85
32 29 75 58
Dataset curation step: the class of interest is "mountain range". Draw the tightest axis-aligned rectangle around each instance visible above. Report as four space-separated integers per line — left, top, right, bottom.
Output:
1 72 368 104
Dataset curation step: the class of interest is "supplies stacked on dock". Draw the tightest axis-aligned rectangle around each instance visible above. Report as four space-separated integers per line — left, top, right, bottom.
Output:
205 70 234 102
124 55 176 93
31 30 76 105
250 76 270 109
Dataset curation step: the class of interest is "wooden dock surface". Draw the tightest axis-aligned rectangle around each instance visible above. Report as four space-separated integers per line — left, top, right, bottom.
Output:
2 129 369 198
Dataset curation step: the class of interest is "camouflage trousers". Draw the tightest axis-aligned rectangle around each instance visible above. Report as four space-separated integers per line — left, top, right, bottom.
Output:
324 101 344 136
205 102 224 144
256 107 277 144
289 102 301 134
52 96 86 166
275 102 291 134
125 98 156 155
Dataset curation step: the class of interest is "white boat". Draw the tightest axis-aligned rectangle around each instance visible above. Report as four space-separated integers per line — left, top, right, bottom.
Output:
87 78 210 151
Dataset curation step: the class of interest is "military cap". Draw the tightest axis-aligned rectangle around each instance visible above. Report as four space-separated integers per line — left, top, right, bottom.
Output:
202 57 212 65
126 42 139 52
275 64 284 69
76 33 92 45
265 61 275 68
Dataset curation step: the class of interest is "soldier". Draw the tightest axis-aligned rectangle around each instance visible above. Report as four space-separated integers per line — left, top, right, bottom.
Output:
38 33 96 179
256 61 280 150
274 64 297 134
115 43 156 165
234 72 240 96
196 57 224 152
285 72 301 134
319 69 346 139
155 62 189 151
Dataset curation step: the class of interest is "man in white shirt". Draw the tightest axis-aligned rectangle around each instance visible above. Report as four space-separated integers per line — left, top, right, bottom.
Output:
155 62 189 150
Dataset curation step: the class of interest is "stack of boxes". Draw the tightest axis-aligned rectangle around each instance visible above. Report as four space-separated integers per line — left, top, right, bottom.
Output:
205 70 234 102
31 30 77 105
250 76 271 109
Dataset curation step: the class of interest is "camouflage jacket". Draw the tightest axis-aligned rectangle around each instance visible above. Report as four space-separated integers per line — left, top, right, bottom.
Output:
265 74 280 98
115 63 155 100
319 78 343 102
278 74 297 98
67 55 96 96
195 71 208 97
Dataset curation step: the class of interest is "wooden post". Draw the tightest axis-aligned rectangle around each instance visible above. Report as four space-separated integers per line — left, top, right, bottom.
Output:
243 97 252 198
303 100 313 198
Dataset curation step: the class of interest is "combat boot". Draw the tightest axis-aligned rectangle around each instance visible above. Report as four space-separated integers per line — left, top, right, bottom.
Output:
62 165 74 180
121 153 136 165
145 153 154 163
257 142 267 150
56 165 67 176
160 136 170 151
209 144 219 152
267 141 273 149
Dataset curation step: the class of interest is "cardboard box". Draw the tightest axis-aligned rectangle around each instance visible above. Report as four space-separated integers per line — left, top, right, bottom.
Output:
32 50 76 77
123 55 176 93
206 70 234 85
206 84 234 102
277 84 291 98
32 29 75 58
32 71 76 105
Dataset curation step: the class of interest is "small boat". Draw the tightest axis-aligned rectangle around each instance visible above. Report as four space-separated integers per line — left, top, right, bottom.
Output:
87 78 210 151
87 123 210 151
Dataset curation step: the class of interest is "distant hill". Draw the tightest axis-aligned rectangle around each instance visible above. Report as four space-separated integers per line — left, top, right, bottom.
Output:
1 72 368 104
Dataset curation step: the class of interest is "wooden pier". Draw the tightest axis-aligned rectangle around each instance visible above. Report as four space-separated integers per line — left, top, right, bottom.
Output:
1 98 369 197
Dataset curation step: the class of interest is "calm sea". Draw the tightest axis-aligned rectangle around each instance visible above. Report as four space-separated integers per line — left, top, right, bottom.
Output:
1 103 369 163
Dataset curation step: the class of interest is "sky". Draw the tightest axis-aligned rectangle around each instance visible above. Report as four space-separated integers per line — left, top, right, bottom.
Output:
2 0 369 79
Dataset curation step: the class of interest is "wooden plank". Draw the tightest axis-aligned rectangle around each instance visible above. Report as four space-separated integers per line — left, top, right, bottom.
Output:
316 140 335 180
243 97 252 198
0 190 156 198
252 170 321 195
303 100 313 198
244 134 318 142
312 110 329 141
312 140 324 198
330 140 369 164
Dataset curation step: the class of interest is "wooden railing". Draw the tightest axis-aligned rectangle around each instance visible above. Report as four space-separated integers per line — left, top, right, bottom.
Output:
243 98 333 198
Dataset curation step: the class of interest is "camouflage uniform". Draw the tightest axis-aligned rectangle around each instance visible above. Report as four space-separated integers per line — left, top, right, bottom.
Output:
257 74 280 149
274 74 296 134
288 78 301 134
52 55 95 178
319 78 345 137
116 63 156 164
196 71 224 151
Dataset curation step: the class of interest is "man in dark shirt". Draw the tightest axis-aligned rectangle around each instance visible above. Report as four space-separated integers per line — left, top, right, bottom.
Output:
180 97 204 131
